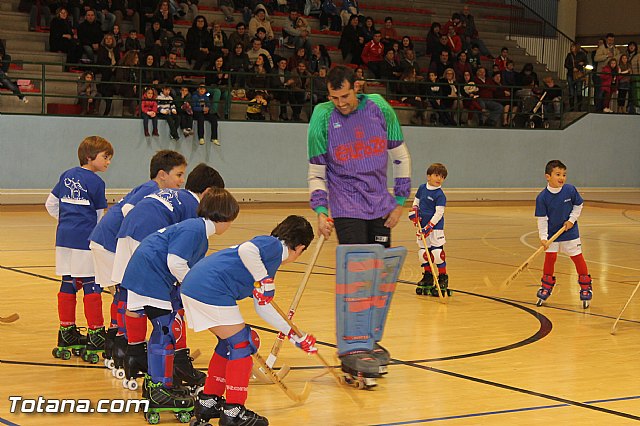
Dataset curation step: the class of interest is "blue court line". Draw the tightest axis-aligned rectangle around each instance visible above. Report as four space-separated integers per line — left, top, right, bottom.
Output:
371 395 640 425
0 417 19 426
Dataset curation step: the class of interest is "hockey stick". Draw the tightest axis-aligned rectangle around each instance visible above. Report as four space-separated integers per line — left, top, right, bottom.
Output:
611 280 640 335
413 222 446 301
251 364 291 384
270 301 363 406
499 227 566 290
0 313 19 323
265 234 326 370
251 351 311 404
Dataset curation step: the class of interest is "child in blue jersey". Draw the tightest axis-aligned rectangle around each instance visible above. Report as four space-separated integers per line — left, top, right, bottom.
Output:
182 215 317 426
110 163 225 385
120 188 240 411
45 136 114 360
535 160 592 307
88 150 186 366
409 163 449 296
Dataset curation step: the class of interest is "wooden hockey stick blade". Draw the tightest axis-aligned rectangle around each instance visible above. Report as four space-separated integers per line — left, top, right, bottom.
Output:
252 352 311 403
500 227 566 290
267 235 326 367
251 364 291 384
0 313 19 323
191 348 201 361
611 280 640 335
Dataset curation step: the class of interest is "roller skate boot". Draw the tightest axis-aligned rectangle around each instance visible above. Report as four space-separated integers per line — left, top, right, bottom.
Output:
536 275 556 306
52 325 87 360
437 273 452 297
143 375 194 425
219 403 268 426
123 342 147 391
339 351 381 389
111 334 127 379
416 271 433 295
81 327 106 364
579 274 593 309
370 342 390 375
174 348 206 394
189 392 225 425
103 327 118 369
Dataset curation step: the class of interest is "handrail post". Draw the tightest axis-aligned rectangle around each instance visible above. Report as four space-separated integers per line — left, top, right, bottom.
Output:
41 62 46 114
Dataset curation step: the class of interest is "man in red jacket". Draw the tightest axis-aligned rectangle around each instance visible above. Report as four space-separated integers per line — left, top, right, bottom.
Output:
361 31 385 78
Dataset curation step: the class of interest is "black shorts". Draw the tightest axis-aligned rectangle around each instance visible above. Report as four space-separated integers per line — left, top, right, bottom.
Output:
333 217 391 248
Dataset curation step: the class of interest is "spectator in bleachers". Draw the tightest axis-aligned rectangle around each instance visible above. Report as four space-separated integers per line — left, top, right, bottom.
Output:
247 38 273 68
282 9 310 52
399 36 413 60
380 48 401 85
287 47 308 71
247 53 271 96
141 86 159 136
399 49 420 77
389 40 402 65
615 54 631 113
205 55 229 117
269 57 294 121
445 25 462 56
461 70 482 126
140 0 157 31
594 33 621 112
354 66 366 93
141 53 161 86
467 43 482 75
145 18 170 62
246 90 267 119
309 44 331 75
157 85 180 139
460 5 492 58
453 51 471 84
492 72 512 126
564 42 587 112
96 33 120 115
20 0 52 31
501 59 516 88
211 21 230 56
112 0 140 33
95 0 117 32
425 22 441 57
289 61 310 121
319 0 340 32
254 28 275 56
338 15 361 64
160 51 189 87
50 7 81 64
541 75 562 117
428 50 452 80
441 13 463 38
154 0 174 34
174 0 198 22
474 66 502 127
124 29 142 51
112 24 125 50
517 63 539 87
0 41 28 103
228 22 251 52
311 65 328 104
599 57 618 113
397 68 426 125
78 9 104 62
439 68 458 126
77 71 98 114
185 15 214 70
361 17 376 43
191 83 219 144
381 16 399 47
361 31 385 79
294 15 313 55
494 47 510 72
431 34 452 65
424 71 444 125
249 5 274 45
175 85 194 136
227 42 251 88
115 49 139 116
339 0 358 27
625 42 639 113
218 0 234 22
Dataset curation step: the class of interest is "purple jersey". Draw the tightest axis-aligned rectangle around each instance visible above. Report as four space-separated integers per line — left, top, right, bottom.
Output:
535 184 583 242
51 167 107 250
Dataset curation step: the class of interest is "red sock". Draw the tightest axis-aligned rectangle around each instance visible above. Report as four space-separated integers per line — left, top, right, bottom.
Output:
204 352 228 396
126 314 148 344
110 299 118 329
543 252 558 276
173 309 187 350
570 254 589 276
58 292 77 326
224 356 252 405
437 266 447 275
116 300 126 336
83 293 104 329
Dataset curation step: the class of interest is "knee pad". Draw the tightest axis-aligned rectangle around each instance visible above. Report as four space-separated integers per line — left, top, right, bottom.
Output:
418 248 429 266
226 326 257 361
60 276 79 294
431 247 446 268
79 277 102 294
149 312 176 350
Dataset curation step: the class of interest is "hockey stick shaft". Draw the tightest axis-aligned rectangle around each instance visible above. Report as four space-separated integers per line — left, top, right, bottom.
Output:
611 280 640 335
414 223 446 300
266 235 325 368
251 351 311 403
501 227 566 289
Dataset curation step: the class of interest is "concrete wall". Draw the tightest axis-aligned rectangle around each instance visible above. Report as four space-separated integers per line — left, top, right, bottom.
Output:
576 0 640 40
0 114 638 203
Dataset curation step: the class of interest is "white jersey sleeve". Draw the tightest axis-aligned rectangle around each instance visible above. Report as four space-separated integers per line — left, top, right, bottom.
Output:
45 193 60 219
167 253 190 283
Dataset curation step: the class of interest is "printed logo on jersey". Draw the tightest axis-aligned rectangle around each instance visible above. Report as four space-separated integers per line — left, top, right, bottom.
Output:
427 196 434 201
145 189 182 212
333 126 386 162
332 122 342 129
374 235 389 243
61 177 90 205
564 198 571 203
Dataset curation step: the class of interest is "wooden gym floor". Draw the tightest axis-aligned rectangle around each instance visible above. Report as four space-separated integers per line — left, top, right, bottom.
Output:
1 201 640 425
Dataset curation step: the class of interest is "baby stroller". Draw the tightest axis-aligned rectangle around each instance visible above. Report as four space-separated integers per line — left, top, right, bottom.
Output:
521 91 549 129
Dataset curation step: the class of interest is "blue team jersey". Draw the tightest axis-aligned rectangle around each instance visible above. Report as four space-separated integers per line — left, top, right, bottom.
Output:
89 180 159 252
415 184 446 230
181 236 285 306
535 184 583 242
116 188 200 242
52 167 107 250
120 218 210 301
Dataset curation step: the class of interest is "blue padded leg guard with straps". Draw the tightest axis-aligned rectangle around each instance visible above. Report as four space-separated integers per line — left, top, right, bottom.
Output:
371 247 407 342
226 326 258 360
148 311 176 387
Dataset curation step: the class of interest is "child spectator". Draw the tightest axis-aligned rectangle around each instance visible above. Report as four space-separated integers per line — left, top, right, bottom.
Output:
183 215 317 426
141 87 159 137
246 90 268 120
192 84 219 145
175 86 194 137
408 163 449 296
319 0 340 32
617 53 631 113
461 70 482 126
77 71 98 115
46 136 114 361
124 29 142 52
534 160 592 308
600 57 618 113
541 76 562 118
381 16 399 46
112 24 125 51
467 44 482 75
494 47 509 72
446 25 462 55
157 85 181 140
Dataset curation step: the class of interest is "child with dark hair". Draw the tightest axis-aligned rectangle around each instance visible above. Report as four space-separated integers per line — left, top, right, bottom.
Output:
191 84 219 145
77 71 98 115
174 85 194 137
141 87 159 137
157 85 181 140
183 215 316 426
246 90 268 120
